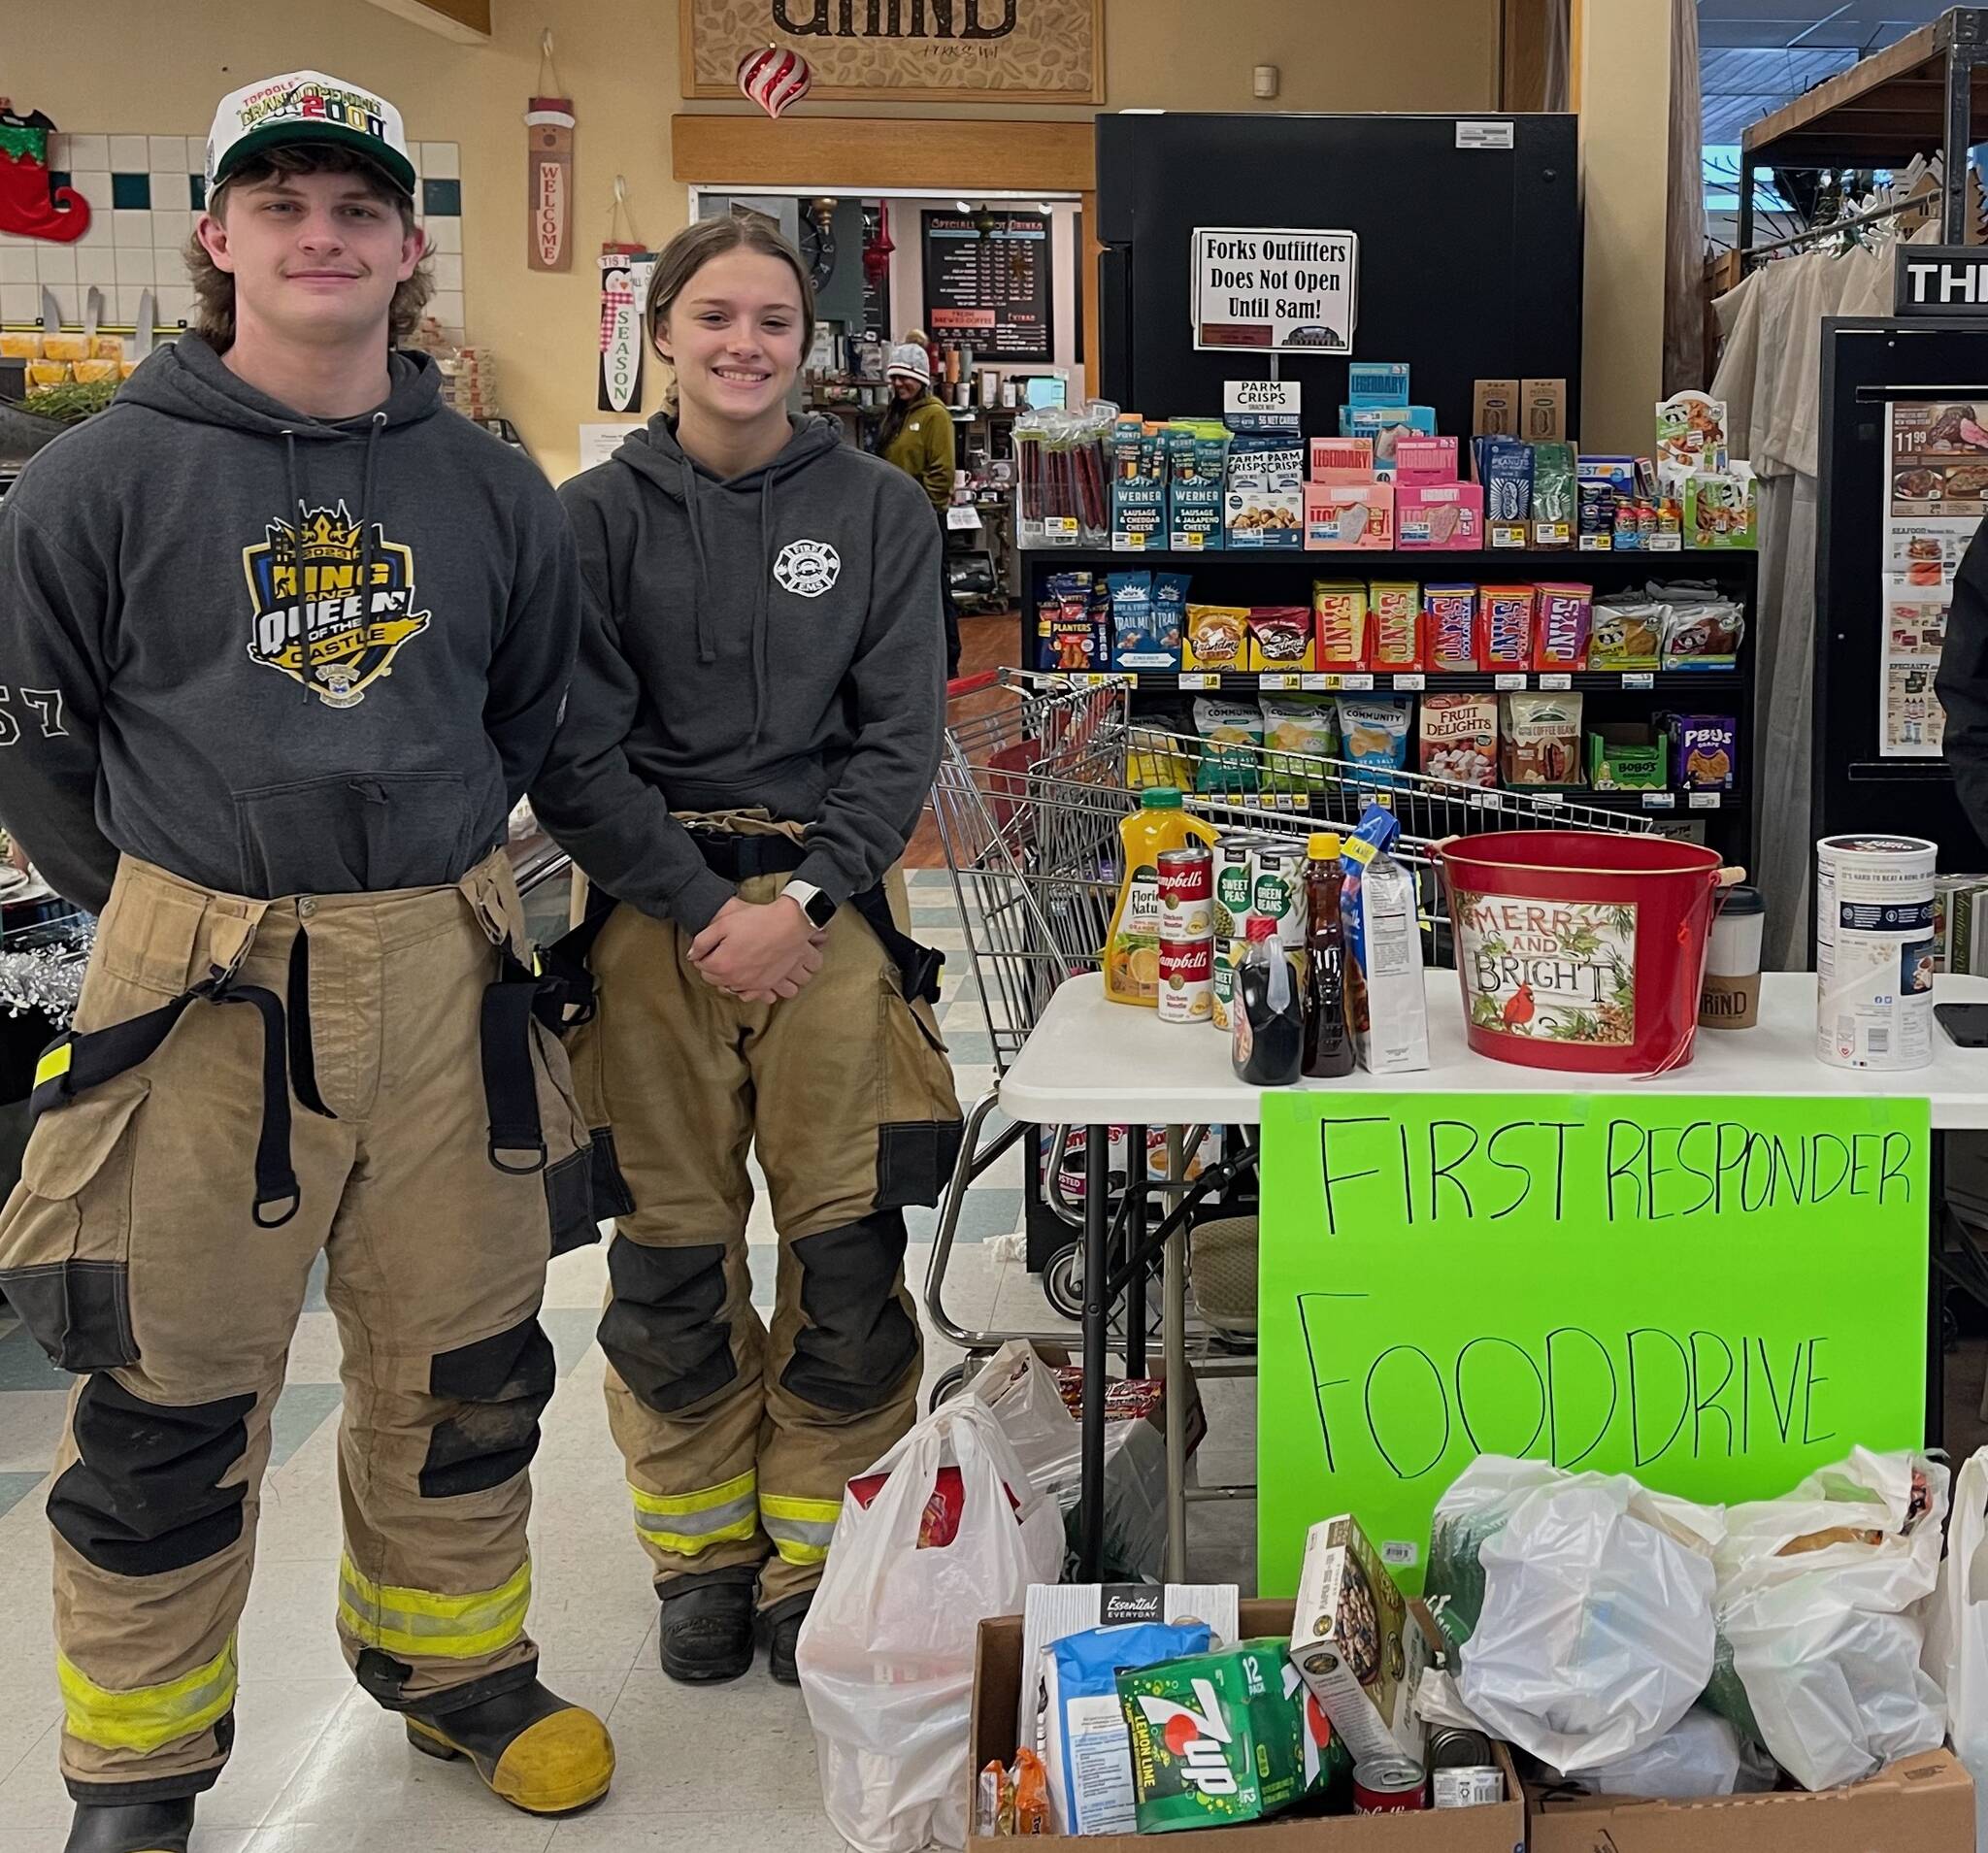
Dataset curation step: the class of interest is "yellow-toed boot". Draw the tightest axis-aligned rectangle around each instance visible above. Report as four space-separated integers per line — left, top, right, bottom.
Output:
404 1679 614 1815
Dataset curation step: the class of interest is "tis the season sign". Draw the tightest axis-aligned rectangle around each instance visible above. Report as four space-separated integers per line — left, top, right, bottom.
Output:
1256 1091 1929 1597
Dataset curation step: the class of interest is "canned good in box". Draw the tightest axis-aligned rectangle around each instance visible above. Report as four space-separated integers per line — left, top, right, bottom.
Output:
1158 937 1212 1023
1432 1766 1505 1808
1352 1761 1427 1813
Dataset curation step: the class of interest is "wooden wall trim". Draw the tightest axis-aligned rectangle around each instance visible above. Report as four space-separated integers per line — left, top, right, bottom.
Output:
672 115 1095 192
1502 0 1550 112
357 0 490 43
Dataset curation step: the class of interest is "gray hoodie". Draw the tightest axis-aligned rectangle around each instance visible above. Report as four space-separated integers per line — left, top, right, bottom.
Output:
0 335 580 913
531 413 944 932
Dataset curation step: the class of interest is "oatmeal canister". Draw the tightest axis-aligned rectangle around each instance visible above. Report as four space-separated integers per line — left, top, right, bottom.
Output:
1815 834 1936 1072
1438 829 1726 1076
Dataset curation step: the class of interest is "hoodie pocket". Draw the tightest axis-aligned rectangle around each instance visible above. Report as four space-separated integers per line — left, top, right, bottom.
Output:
233 773 476 896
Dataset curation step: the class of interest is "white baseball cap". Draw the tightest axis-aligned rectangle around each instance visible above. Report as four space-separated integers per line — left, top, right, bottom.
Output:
886 343 932 386
206 71 416 199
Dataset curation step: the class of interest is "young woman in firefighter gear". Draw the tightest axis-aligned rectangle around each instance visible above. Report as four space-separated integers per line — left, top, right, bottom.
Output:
531 215 962 1688
0 74 615 1853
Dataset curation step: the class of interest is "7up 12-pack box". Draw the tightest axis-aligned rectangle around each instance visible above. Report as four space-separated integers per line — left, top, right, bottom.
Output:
1118 1639 1306 1833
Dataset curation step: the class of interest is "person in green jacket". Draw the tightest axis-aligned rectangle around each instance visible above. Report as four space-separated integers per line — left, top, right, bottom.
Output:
877 338 959 676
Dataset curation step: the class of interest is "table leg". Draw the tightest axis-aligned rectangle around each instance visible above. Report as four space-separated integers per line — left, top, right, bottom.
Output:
1079 1121 1109 1580
1929 1129 1948 1449
1164 1126 1189 1583
1125 1129 1148 1375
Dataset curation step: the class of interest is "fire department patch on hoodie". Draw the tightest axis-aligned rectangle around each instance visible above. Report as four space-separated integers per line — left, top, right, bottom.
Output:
774 538 840 599
243 502 432 709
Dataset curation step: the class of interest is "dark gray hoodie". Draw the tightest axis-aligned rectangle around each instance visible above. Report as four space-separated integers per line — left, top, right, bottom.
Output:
0 335 580 913
531 413 944 931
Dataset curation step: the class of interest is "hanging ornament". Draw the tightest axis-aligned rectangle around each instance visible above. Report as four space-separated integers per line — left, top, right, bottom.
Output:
0 99 90 244
862 199 895 289
737 45 812 120
524 32 576 272
597 180 654 416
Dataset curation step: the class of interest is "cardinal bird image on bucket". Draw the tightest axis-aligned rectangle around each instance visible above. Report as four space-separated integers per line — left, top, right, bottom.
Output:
1502 982 1536 1030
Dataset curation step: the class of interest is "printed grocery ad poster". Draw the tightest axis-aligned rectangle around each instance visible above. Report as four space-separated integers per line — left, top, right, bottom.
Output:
1880 400 1988 755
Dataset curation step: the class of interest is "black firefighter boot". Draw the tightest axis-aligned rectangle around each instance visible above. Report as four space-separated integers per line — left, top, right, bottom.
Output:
63 1796 195 1853
657 1572 756 1683
404 1679 614 1816
766 1592 813 1686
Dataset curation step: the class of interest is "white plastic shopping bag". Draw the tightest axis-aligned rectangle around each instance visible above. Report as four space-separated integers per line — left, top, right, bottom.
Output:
1928 1448 1988 1846
1456 1470 1723 1772
796 1398 1063 1853
1718 1447 1948 1792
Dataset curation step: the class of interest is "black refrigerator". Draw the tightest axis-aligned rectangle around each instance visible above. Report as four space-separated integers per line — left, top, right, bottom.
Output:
1814 316 1988 872
1095 111 1583 437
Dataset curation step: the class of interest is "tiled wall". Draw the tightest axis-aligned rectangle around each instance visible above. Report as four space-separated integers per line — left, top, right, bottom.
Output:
0 134 467 341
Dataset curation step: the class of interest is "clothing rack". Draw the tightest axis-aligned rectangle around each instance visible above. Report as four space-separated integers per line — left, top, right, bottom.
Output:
1741 191 1929 267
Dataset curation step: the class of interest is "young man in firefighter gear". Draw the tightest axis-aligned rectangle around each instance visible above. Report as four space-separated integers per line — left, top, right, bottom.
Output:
0 73 614 1853
530 215 962 1687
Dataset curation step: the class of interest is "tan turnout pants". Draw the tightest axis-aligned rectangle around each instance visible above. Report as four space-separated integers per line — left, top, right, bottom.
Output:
565 818 962 1618
0 852 594 1803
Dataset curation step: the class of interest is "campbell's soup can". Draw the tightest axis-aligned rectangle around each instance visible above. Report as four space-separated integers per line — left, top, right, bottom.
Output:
1158 844 1214 943
1352 1760 1427 1814
1250 842 1306 948
1158 937 1212 1023
1212 839 1256 938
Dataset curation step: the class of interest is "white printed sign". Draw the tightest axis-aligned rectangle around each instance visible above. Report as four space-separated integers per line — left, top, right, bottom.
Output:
1223 379 1302 419
1191 228 1359 355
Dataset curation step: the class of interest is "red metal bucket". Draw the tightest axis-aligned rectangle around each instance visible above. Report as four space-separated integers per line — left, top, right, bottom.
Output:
1438 830 1728 1075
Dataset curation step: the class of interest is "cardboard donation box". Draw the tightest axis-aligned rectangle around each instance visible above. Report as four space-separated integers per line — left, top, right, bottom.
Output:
968 1599 1526 1852
1524 1749 1973 1853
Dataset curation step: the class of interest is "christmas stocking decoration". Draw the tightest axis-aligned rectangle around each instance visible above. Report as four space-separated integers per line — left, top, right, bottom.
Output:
0 112 91 244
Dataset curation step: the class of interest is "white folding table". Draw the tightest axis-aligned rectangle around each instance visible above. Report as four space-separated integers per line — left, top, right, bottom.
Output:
1000 970 1988 1579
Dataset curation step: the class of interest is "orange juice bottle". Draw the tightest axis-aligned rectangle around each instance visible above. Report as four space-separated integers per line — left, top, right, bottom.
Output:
1105 787 1220 1006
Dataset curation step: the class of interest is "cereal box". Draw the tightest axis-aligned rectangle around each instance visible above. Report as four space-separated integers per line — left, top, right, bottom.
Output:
1366 581 1421 671
1311 582 1368 672
1424 583 1478 671
1289 1515 1426 1771
1478 585 1534 669
1303 480 1394 550
1419 692 1498 787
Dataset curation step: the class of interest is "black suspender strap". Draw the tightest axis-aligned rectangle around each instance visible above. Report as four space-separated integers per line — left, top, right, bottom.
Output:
213 982 301 1228
287 929 334 1121
481 947 550 1175
845 885 945 1007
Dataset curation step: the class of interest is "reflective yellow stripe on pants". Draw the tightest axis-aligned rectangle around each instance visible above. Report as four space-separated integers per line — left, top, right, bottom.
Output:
760 1491 840 1567
630 1470 759 1556
337 1554 531 1660
58 1637 237 1755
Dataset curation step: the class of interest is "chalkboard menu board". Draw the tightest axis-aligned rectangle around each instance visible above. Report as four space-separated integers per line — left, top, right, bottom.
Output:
921 211 1053 362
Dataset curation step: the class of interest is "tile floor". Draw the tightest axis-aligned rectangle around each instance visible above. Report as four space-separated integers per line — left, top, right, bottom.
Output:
0 865 1260 1851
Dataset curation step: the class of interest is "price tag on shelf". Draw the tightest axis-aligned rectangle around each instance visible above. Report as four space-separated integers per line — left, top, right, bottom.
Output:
1179 673 1220 690
1341 673 1375 691
1495 672 1528 691
1641 790 1676 810
1648 533 1683 553
1076 673 1119 688
1533 521 1573 548
1689 790 1723 810
1540 673 1573 691
1490 522 1528 549
1622 672 1654 691
1472 790 1506 811
1536 791 1567 808
1171 533 1207 551
1259 673 1301 691
1112 531 1146 550
1392 673 1426 692
1578 532 1612 552
1301 673 1335 691
1044 515 1079 538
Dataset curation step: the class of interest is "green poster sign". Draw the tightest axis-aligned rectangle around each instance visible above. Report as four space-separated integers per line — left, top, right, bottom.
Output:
1257 1091 1930 1598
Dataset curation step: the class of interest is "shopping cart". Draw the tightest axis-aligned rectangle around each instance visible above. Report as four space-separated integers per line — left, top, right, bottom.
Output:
922 666 1660 1386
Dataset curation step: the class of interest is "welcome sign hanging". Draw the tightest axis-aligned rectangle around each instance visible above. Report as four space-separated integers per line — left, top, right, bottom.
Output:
681 0 1103 103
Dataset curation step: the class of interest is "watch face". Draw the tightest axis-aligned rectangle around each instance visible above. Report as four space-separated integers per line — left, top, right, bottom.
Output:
805 892 837 928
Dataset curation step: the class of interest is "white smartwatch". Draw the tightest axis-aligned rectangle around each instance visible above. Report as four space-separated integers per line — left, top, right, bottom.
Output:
784 879 837 930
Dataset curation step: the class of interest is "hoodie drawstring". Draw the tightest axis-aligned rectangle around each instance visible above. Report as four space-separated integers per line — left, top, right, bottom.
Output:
750 474 774 747
679 455 717 667
282 431 310 704
354 412 386 662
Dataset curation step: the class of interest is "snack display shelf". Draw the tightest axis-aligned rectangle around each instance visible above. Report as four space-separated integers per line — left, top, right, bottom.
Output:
1163 786 1740 816
1017 546 1758 571
1090 669 1746 695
